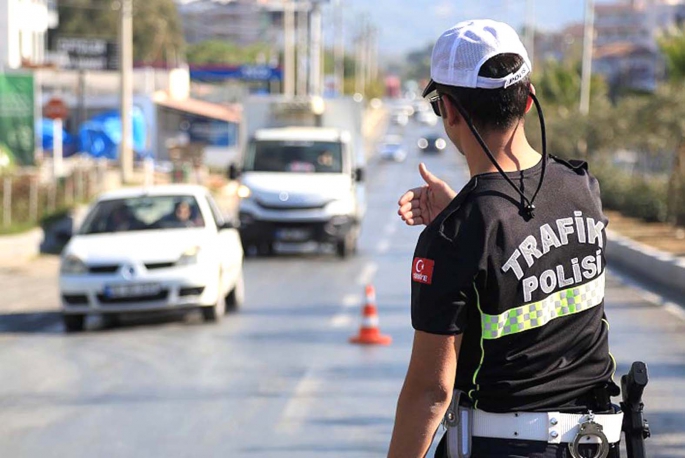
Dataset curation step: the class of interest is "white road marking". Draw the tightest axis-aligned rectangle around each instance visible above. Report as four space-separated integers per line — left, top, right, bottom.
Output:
330 313 352 328
377 239 391 254
356 262 378 286
342 293 360 308
276 369 321 434
384 222 398 236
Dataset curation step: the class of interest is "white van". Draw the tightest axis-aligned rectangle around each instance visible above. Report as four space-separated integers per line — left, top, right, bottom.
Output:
229 96 366 258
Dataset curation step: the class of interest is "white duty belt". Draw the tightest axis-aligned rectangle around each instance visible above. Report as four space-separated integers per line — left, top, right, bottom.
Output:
472 410 624 444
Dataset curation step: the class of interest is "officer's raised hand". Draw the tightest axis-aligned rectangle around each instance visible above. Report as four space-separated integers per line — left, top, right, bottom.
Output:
397 163 456 226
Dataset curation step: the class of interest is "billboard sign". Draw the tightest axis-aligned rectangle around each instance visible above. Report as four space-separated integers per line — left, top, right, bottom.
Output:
55 37 119 71
0 74 35 166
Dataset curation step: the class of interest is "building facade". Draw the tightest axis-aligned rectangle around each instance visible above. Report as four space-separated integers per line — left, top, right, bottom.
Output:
0 0 57 69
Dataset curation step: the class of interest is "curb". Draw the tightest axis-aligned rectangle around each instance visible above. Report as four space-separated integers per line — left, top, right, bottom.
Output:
606 229 685 298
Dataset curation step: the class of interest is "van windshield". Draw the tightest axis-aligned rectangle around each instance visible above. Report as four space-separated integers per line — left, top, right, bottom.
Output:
245 140 343 173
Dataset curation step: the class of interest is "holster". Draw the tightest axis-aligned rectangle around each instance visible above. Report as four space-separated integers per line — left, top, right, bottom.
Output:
443 390 473 458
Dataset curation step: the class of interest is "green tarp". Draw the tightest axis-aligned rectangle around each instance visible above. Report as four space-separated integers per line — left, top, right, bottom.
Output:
0 74 35 166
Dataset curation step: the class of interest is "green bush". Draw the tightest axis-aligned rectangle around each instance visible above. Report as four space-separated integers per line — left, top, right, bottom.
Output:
592 162 669 222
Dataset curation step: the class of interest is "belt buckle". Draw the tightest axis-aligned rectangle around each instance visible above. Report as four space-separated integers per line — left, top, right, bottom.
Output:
568 411 610 458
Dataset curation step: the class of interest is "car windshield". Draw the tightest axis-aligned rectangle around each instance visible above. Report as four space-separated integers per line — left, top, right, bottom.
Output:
245 140 343 173
79 195 205 234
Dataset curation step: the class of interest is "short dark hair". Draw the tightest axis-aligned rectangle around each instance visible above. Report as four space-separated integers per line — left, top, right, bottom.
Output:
437 53 530 132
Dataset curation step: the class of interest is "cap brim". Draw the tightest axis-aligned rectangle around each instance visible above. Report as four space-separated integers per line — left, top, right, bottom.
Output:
422 79 437 98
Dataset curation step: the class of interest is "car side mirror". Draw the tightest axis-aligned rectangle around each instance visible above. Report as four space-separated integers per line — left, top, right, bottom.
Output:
228 163 241 181
355 167 365 183
220 218 239 230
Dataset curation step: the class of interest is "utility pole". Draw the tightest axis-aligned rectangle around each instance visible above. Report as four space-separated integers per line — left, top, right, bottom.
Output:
354 16 368 96
309 0 323 97
283 0 296 98
525 0 535 65
296 2 309 97
580 0 595 115
334 0 344 96
119 0 133 184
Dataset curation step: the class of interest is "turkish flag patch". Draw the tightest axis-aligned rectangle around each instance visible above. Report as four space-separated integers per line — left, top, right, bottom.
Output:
412 257 435 284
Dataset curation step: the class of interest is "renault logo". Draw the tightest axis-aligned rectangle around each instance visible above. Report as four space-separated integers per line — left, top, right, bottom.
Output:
121 265 136 280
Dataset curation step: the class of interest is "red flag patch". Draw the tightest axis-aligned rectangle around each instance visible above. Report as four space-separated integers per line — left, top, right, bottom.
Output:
412 257 435 284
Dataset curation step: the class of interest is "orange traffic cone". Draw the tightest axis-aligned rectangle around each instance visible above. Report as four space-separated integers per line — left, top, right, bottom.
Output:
349 285 392 345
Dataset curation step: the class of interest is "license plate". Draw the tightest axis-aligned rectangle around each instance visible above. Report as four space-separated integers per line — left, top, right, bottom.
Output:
103 283 162 299
275 228 311 241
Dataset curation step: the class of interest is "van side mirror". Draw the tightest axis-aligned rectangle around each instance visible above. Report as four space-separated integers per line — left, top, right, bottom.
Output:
355 167 365 183
228 163 241 180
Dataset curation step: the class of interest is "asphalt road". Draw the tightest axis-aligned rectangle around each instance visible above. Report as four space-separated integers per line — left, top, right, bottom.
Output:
0 119 684 458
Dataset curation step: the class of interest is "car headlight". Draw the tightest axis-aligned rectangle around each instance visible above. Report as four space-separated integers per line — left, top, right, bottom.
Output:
61 254 87 275
177 246 201 266
436 138 447 150
418 138 428 149
237 185 251 199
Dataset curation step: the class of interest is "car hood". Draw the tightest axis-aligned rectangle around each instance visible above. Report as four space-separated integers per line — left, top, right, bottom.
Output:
65 228 210 264
241 172 353 207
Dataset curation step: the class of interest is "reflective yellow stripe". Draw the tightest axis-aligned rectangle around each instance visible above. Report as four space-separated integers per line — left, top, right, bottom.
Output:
481 273 605 340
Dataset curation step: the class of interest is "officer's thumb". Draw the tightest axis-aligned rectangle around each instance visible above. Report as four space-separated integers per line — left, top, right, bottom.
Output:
419 163 440 187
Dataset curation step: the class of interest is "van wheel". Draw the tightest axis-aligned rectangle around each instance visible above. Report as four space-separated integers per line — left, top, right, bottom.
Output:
225 272 245 313
63 314 85 333
336 233 357 259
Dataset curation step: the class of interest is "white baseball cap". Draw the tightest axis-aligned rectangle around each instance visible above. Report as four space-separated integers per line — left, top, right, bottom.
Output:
423 19 532 97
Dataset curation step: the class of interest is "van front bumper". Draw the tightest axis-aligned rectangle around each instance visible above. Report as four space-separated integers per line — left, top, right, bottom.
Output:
239 213 354 245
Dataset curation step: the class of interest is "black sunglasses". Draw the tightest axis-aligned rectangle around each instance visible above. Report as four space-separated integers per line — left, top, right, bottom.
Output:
428 94 442 117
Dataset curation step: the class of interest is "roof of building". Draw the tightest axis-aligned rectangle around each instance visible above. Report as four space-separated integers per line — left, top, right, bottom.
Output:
153 92 241 123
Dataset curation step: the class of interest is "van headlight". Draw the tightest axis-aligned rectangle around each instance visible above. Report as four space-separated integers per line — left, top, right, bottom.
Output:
61 254 87 275
326 198 354 216
436 138 447 150
177 246 201 266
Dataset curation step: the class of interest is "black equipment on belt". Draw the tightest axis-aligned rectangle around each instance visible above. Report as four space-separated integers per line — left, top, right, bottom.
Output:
621 361 651 458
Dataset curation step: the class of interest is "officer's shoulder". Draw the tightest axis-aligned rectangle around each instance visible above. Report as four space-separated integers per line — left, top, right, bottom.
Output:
549 155 590 175
430 182 486 242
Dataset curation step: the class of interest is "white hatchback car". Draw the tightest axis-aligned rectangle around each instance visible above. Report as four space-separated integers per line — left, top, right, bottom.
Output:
59 185 244 332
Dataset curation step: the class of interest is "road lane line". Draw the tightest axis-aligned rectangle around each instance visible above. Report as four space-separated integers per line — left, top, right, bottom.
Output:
276 369 320 434
330 313 352 328
342 293 359 308
357 262 378 286
377 239 391 254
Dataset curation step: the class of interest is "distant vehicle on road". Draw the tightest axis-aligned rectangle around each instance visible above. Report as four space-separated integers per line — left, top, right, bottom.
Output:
418 134 448 154
59 185 244 332
415 109 439 126
230 96 366 258
378 135 407 162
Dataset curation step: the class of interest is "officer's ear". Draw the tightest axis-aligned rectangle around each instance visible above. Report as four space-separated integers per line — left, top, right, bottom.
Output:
525 83 536 114
441 95 463 127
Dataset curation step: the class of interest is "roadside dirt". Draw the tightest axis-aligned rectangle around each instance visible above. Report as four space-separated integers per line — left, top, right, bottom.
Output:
607 210 685 257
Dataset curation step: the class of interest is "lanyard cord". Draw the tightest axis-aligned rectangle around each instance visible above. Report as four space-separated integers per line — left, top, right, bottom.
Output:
446 91 548 219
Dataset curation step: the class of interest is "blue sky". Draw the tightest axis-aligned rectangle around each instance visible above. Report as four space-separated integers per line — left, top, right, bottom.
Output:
337 0 619 56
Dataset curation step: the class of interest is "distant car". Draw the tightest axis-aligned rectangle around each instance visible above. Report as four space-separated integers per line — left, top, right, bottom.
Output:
59 185 245 332
378 135 407 162
418 134 448 153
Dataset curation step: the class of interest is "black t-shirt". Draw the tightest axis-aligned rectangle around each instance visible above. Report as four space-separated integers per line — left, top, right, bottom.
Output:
411 156 615 413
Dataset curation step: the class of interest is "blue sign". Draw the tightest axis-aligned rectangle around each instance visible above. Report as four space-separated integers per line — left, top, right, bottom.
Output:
189 65 282 82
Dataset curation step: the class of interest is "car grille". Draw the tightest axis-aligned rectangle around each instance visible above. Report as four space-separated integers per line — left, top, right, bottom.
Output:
88 264 120 274
256 199 328 211
97 290 169 305
63 294 89 305
145 262 176 270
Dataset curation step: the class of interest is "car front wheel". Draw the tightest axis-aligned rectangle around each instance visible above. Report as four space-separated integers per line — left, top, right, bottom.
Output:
225 272 245 313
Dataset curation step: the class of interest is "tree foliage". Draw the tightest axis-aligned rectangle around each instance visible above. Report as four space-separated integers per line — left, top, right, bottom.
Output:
186 40 273 65
55 0 184 63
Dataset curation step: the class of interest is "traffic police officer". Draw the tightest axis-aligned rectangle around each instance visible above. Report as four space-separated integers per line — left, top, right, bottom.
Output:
388 20 623 458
